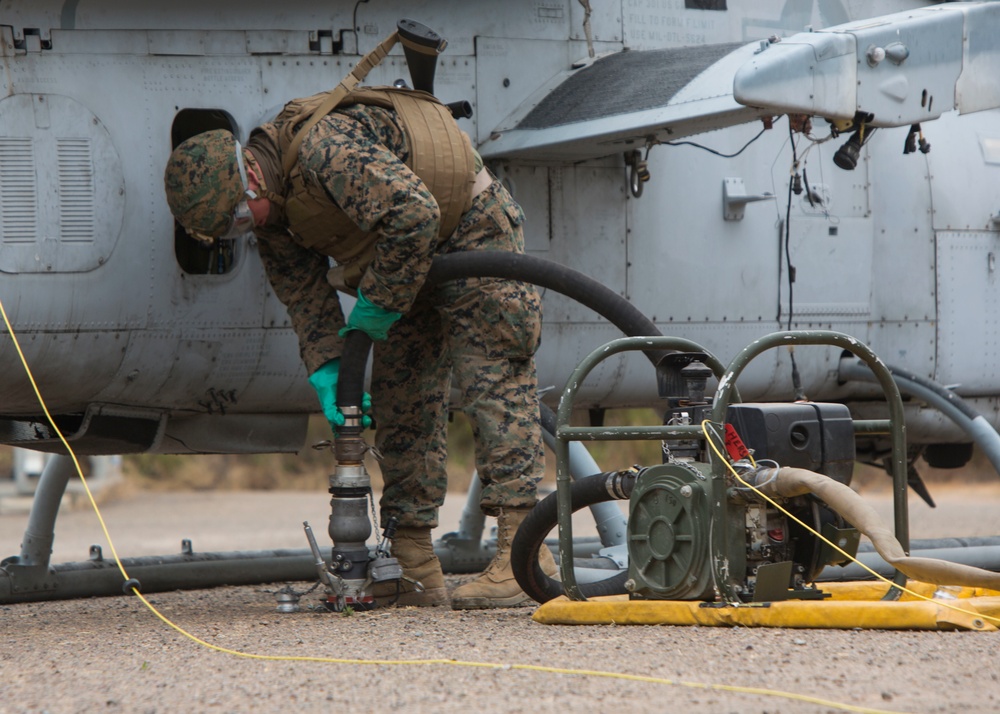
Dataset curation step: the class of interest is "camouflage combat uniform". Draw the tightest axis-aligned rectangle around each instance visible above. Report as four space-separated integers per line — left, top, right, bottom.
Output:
253 104 544 528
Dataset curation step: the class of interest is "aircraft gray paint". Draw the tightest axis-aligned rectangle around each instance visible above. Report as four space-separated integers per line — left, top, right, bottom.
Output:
0 0 998 466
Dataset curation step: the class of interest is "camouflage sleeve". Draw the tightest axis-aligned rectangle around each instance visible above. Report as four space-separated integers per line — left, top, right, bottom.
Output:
298 111 441 314
256 227 346 374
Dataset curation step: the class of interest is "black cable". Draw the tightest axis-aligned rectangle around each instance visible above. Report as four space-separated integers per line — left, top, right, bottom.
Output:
784 120 805 400
784 120 797 332
803 166 815 208
663 126 766 158
351 0 370 35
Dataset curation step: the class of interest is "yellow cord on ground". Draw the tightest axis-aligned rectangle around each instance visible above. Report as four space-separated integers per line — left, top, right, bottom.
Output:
0 296 911 714
0 299 131 584
133 590 916 714
701 419 1000 626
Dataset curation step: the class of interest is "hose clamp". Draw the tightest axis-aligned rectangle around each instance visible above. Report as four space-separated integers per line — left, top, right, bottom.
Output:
340 405 363 429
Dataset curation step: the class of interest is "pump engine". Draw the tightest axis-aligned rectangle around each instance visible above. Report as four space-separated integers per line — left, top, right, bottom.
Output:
512 362 864 604
624 398 861 602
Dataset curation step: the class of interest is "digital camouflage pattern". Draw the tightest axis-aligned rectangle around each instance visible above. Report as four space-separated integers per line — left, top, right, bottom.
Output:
253 103 544 526
372 180 544 526
164 129 244 239
296 105 442 313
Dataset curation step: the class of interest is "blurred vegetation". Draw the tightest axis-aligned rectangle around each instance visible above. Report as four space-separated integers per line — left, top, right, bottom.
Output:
566 408 664 473
120 409 664 492
0 409 995 492
0 410 664 493
124 416 360 492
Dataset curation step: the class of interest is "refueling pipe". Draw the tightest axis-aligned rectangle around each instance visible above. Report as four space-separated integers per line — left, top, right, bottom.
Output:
333 250 686 460
750 466 1000 590
839 357 1000 481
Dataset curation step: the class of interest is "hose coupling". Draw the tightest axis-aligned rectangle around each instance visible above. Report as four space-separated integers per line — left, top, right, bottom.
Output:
334 433 368 464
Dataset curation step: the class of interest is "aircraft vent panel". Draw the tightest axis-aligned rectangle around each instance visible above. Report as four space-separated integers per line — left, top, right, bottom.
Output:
56 138 96 243
481 41 763 162
517 43 742 130
0 138 39 244
0 94 124 274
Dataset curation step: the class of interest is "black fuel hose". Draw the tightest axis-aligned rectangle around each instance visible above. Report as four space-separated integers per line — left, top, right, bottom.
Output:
336 330 372 436
510 469 637 603
332 251 672 599
336 251 673 419
426 251 669 366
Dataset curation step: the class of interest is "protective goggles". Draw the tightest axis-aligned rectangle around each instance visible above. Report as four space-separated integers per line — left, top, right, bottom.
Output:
190 139 258 244
214 198 255 242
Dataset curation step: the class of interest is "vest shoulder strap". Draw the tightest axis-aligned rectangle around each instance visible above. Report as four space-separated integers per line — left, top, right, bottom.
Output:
279 30 399 173
275 86 446 169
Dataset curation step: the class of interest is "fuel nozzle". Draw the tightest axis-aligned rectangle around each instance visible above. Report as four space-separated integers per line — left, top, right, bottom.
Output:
307 330 404 610
323 405 376 610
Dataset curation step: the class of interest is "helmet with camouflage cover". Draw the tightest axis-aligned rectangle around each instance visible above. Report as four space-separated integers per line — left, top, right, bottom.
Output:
164 129 247 242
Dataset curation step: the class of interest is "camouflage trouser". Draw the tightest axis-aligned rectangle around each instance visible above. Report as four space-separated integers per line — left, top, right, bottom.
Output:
371 179 544 528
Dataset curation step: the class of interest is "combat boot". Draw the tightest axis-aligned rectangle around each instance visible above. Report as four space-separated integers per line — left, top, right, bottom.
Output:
450 507 558 610
373 526 449 607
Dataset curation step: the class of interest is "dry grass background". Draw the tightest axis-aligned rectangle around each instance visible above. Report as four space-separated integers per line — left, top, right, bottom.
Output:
0 408 995 495
116 410 671 493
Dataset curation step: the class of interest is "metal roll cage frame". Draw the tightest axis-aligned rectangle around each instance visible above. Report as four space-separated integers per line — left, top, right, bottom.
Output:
552 330 909 603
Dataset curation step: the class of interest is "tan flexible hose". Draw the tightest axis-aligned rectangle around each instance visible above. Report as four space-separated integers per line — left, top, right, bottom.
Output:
754 467 1000 589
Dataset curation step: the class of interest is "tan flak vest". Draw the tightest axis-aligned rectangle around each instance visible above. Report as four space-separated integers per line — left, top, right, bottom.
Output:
258 86 476 290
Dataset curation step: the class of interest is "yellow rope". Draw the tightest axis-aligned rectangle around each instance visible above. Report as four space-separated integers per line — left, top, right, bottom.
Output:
0 299 130 583
131 587 913 714
0 295 911 714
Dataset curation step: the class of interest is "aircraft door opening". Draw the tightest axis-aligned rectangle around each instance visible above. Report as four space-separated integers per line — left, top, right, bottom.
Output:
170 109 241 276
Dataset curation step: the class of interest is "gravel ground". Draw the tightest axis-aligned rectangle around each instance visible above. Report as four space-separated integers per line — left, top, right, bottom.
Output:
1 484 999 714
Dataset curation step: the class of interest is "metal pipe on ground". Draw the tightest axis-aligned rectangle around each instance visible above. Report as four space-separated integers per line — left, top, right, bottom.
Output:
819 545 1000 582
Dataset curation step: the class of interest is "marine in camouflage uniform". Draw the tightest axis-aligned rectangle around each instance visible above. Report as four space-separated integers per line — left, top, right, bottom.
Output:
165 98 555 609
252 104 544 525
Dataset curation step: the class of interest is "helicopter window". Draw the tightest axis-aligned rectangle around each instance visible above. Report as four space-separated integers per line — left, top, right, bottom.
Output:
170 109 241 276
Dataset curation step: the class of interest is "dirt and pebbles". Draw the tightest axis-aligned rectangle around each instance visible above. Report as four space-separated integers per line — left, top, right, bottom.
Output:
1 484 998 714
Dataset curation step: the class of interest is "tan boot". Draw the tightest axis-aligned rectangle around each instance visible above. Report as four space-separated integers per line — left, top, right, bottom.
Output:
451 508 558 610
372 527 449 607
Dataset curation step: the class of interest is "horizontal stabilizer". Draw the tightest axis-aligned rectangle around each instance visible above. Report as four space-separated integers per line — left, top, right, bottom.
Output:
734 2 1000 126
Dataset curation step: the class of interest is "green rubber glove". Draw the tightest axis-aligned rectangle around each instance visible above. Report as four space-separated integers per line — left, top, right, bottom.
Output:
339 290 403 342
307 358 373 433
